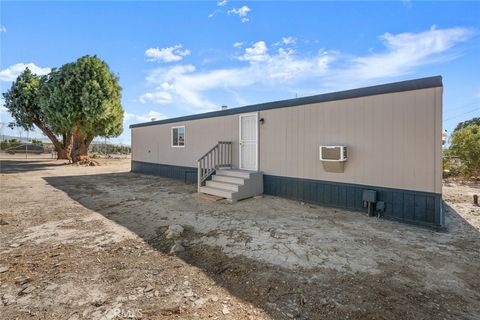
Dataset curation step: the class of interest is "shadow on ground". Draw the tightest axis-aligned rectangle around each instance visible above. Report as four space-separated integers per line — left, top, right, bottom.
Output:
43 171 480 320
0 159 65 174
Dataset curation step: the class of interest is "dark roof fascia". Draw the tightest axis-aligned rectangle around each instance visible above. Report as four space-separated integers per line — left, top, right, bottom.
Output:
130 75 442 129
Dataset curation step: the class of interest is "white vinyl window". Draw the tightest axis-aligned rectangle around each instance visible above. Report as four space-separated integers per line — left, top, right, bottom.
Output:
171 126 185 147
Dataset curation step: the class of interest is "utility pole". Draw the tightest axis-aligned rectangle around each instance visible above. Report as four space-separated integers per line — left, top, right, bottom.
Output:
0 122 5 152
17 125 23 141
0 122 6 142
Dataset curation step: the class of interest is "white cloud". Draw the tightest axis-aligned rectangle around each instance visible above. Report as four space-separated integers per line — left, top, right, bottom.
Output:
233 42 244 48
210 3 249 22
239 41 269 62
139 91 173 104
0 25 6 33
141 42 333 110
0 63 51 82
228 6 251 22
124 111 166 123
139 26 472 112
147 111 165 121
282 36 296 45
208 10 220 18
344 26 472 81
145 45 191 63
274 36 297 47
228 6 250 16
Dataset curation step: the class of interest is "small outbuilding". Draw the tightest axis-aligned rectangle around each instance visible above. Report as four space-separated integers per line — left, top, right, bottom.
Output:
130 76 443 228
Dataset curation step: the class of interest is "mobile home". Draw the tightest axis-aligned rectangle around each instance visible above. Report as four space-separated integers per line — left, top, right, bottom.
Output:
130 76 443 228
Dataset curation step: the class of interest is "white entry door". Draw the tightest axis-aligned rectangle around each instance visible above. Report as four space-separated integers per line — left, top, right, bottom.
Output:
239 113 258 171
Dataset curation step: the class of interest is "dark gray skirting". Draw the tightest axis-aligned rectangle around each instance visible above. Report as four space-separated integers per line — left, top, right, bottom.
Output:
263 174 443 229
131 160 197 184
131 161 443 228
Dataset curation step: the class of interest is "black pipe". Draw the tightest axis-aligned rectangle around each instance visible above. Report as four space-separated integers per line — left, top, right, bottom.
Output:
367 202 375 217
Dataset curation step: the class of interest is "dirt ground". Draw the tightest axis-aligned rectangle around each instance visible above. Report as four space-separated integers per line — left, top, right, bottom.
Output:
1 156 479 319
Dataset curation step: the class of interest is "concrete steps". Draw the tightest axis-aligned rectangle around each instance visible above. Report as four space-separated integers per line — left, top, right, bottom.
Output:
199 169 263 201
212 175 245 185
206 180 241 192
198 186 234 199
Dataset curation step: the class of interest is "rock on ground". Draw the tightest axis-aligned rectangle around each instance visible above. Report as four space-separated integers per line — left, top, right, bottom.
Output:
165 224 184 239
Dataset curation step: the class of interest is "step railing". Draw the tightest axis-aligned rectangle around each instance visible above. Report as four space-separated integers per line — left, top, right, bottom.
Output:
197 141 232 189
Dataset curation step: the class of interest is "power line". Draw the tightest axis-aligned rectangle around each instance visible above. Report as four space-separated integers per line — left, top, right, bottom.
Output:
443 106 480 122
443 100 478 116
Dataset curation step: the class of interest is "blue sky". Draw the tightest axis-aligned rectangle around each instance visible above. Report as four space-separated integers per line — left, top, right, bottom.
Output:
1 1 479 144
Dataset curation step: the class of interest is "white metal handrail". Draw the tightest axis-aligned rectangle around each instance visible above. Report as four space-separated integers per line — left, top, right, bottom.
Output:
197 141 232 189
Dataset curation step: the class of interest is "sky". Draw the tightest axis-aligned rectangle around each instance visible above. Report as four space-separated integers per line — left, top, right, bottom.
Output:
1 0 479 145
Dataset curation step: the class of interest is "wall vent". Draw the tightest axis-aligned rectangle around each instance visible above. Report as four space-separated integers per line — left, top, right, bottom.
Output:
319 146 347 162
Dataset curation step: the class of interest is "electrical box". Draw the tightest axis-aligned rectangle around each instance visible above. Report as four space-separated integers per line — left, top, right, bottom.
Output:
362 190 377 203
319 146 347 161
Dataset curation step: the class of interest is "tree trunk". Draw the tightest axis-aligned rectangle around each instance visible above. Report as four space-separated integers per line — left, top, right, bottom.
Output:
71 128 90 163
34 120 72 161
60 133 73 162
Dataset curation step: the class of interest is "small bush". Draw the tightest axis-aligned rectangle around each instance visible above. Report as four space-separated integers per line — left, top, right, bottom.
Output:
442 153 462 178
0 139 22 150
448 124 480 178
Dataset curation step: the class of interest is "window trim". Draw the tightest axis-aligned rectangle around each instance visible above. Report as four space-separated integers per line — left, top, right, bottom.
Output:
171 126 185 148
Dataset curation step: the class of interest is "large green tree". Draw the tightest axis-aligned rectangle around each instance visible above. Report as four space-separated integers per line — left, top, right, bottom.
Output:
3 56 124 163
2 68 72 159
454 117 480 132
449 124 480 177
41 55 124 162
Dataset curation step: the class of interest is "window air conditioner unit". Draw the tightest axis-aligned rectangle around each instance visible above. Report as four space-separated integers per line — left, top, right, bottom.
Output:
319 146 347 162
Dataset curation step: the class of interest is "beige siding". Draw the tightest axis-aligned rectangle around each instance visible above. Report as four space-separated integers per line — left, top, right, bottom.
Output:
132 114 239 168
132 87 442 194
258 87 442 193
